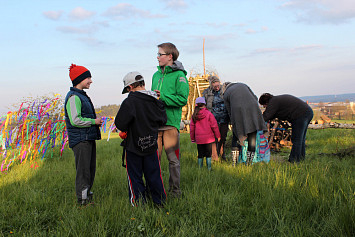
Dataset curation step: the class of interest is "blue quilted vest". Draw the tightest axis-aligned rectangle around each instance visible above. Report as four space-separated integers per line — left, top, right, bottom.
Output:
64 87 101 148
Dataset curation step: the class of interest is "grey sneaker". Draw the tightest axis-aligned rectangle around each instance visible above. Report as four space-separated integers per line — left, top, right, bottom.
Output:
88 191 94 201
78 198 94 207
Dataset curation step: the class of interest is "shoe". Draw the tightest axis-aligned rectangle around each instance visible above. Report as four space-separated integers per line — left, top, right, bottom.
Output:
154 203 165 209
169 191 182 199
231 149 239 166
246 151 255 165
78 199 94 207
154 203 169 213
88 191 94 201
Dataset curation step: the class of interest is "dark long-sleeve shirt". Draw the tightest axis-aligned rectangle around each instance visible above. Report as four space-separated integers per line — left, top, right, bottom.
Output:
115 91 167 156
262 94 312 122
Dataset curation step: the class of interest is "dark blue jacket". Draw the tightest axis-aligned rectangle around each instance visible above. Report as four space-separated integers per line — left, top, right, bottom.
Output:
202 86 229 124
64 87 101 148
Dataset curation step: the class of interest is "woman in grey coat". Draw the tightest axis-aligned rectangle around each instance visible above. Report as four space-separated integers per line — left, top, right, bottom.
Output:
223 83 267 165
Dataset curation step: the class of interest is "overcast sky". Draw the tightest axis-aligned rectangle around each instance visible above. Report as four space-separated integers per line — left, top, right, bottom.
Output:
1 0 355 114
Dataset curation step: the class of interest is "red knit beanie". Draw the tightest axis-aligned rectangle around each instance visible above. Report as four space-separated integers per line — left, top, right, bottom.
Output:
69 64 92 86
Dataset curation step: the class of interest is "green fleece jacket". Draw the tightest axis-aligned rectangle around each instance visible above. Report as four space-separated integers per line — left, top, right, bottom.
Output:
151 61 189 130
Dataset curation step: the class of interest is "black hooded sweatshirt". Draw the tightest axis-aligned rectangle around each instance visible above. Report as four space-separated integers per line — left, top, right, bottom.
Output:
115 91 167 156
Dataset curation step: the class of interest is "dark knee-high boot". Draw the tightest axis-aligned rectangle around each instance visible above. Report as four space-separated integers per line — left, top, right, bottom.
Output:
198 158 203 168
246 151 255 165
206 157 212 171
231 147 239 166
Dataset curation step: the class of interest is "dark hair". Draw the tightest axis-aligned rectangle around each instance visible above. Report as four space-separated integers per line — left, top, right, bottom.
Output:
192 103 205 123
130 80 145 89
158 42 179 61
208 75 220 84
259 93 273 105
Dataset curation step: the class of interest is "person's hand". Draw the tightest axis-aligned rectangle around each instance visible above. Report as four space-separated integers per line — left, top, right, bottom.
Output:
154 90 161 98
264 131 270 140
95 118 103 126
119 131 127 139
217 137 221 142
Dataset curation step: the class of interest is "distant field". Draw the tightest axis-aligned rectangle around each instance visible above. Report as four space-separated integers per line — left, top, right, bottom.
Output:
0 129 354 236
331 119 355 124
299 93 355 103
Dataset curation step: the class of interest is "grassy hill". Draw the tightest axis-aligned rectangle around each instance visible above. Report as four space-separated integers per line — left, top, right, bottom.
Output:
1 129 354 236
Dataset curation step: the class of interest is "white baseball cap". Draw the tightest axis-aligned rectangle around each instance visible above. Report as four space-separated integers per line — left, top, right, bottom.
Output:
122 71 144 94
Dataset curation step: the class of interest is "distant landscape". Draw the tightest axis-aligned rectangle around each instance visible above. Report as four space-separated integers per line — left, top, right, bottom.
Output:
300 93 355 103
1 93 354 118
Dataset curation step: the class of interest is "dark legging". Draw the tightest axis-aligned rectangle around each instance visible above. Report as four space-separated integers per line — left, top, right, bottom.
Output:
197 142 213 158
247 131 256 152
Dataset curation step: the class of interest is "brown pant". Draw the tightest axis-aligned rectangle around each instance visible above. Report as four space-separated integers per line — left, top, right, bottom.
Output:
157 128 181 197
216 123 229 160
212 143 218 161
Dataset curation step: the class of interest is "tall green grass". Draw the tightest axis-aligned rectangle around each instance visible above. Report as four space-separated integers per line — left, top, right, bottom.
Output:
0 129 354 236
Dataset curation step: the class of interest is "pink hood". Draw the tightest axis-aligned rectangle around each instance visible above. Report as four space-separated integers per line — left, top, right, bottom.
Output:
190 108 221 144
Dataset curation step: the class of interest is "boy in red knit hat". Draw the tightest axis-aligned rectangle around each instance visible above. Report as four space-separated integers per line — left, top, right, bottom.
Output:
64 64 103 206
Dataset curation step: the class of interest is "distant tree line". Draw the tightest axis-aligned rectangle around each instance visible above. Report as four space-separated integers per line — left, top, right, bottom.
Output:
95 104 120 117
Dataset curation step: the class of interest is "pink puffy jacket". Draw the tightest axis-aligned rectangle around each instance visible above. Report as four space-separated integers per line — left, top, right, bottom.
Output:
190 108 221 144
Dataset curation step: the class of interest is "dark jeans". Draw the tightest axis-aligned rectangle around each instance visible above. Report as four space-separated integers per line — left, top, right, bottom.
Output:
289 108 314 163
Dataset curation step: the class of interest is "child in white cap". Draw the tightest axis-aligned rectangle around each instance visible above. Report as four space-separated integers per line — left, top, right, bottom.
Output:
115 72 167 207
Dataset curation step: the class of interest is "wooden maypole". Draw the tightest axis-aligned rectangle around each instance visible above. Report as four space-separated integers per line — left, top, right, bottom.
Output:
181 39 220 161
203 38 206 75
181 39 215 125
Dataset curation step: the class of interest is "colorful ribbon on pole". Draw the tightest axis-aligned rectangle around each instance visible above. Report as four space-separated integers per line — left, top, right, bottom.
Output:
0 94 67 172
0 94 116 172
0 94 118 173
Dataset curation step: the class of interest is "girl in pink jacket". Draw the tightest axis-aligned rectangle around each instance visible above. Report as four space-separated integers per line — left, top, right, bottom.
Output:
190 97 221 170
